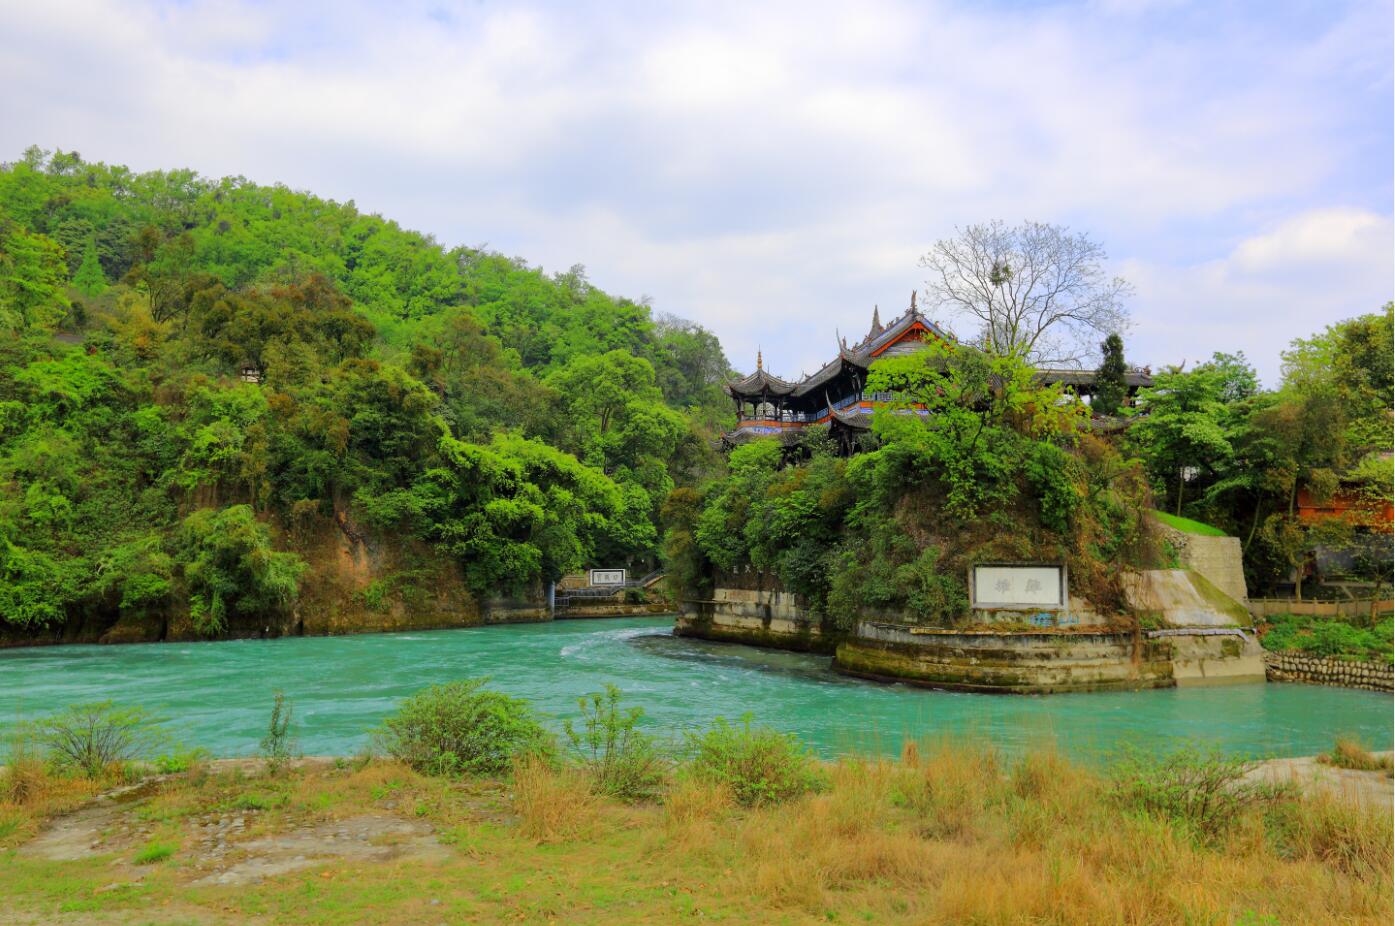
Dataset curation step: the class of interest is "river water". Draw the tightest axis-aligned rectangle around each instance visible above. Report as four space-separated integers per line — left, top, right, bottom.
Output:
1 617 1389 760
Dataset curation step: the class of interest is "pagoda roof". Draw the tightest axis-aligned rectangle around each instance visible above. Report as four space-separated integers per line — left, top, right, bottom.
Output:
726 306 952 400
724 366 799 398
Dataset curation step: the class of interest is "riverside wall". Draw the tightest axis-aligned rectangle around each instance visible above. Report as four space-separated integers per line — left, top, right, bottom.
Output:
676 565 1267 693
1263 652 1393 693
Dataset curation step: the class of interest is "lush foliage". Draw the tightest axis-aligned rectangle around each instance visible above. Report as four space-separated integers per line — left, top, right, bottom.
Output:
1260 614 1394 663
0 148 730 632
374 679 553 777
1128 305 1393 594
685 715 825 807
674 340 1156 625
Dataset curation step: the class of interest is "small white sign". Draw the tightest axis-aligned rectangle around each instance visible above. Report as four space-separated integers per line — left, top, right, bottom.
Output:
972 565 1065 608
589 569 627 587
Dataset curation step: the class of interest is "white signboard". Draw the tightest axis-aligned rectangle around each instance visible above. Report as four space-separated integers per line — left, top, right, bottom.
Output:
589 569 627 587
972 565 1065 609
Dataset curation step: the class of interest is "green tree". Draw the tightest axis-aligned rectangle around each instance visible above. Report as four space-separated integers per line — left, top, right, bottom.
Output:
1093 333 1127 417
177 505 305 635
72 237 107 296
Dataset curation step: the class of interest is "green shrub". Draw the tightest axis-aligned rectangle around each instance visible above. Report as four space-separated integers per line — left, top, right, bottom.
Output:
154 748 209 775
564 685 667 802
1261 614 1393 662
1109 745 1288 841
260 691 297 774
684 715 823 807
29 702 167 778
375 679 552 778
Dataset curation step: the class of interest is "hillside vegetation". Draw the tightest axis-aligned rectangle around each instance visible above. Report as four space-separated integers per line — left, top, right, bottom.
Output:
0 147 730 638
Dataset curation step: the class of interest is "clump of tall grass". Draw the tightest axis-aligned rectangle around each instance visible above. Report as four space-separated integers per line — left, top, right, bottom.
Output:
511 754 598 844
1108 744 1290 842
1319 736 1393 773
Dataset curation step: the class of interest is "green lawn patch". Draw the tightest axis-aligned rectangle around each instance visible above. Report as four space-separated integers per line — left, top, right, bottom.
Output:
1150 510 1229 537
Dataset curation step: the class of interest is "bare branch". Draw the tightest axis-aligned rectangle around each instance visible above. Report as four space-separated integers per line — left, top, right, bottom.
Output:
919 221 1132 366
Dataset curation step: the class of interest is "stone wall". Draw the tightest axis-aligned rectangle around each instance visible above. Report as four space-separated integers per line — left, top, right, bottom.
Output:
676 583 838 653
834 623 1266 693
1154 523 1249 604
1263 652 1393 693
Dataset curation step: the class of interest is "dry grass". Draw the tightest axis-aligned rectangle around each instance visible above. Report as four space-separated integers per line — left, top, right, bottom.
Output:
1 740 1390 925
1322 736 1394 773
511 754 599 843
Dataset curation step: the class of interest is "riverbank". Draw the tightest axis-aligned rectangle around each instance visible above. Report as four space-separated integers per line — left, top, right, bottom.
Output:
3 745 1390 925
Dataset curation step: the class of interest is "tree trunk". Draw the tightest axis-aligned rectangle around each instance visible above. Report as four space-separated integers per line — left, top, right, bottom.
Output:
1244 499 1263 552
1175 469 1185 516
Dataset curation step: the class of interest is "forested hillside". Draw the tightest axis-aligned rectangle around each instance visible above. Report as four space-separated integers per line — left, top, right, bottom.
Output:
0 147 731 639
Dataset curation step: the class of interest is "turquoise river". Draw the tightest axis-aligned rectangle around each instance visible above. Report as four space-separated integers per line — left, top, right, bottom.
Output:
2 617 1390 760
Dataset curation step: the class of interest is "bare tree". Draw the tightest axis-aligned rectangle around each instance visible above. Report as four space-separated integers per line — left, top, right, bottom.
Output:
919 221 1131 366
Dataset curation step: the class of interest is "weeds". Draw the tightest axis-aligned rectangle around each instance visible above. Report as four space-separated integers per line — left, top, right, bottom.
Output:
133 838 176 865
1109 745 1290 841
512 753 597 843
563 684 667 802
1319 736 1393 772
260 692 297 775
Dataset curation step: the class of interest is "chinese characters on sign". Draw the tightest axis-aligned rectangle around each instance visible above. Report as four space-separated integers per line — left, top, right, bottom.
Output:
589 569 627 587
972 565 1065 608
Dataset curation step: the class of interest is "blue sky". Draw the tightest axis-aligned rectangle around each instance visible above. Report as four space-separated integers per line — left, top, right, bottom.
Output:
1 0 1390 383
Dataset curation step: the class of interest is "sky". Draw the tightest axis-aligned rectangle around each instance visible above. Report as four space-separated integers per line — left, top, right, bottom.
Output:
1 0 1390 385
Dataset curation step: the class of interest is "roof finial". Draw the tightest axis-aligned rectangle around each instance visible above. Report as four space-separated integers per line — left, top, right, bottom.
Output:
757 347 763 371
910 290 917 314
869 304 883 339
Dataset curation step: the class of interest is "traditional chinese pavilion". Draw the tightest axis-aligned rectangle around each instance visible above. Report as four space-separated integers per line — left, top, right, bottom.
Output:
722 296 1153 453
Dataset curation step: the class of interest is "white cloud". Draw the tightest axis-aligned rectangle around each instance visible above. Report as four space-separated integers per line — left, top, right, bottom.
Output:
0 0 1389 382
1125 208 1393 384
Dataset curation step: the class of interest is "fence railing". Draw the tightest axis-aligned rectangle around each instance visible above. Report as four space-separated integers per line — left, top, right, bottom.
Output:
1248 598 1394 624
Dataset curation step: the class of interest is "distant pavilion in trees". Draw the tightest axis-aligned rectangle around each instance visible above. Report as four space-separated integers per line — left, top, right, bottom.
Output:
721 295 1153 454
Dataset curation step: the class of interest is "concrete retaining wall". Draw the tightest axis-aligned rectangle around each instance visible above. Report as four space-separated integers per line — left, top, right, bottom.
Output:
1155 523 1249 604
834 622 1265 693
1263 652 1393 693
675 585 838 653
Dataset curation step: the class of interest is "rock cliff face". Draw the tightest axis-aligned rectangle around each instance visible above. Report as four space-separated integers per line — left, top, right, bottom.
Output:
0 521 543 648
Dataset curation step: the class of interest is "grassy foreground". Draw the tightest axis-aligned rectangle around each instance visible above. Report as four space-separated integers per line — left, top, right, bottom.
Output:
3 741 1392 926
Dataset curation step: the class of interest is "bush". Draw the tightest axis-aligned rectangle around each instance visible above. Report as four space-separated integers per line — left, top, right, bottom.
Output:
1260 614 1393 663
563 684 667 802
684 715 823 807
1109 745 1288 841
28 702 167 778
154 748 209 775
375 679 552 778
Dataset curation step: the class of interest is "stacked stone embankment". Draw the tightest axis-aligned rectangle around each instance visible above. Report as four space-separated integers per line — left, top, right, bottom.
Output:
1263 652 1393 693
